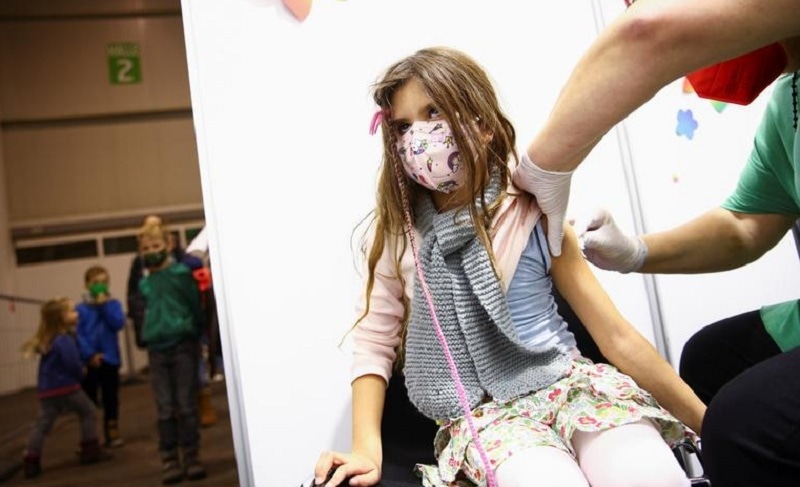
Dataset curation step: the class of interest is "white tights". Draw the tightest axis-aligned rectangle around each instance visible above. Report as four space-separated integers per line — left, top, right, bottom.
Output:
494 420 689 487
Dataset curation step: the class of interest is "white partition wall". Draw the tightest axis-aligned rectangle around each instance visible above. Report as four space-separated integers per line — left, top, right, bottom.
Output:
180 1 799 485
179 2 639 485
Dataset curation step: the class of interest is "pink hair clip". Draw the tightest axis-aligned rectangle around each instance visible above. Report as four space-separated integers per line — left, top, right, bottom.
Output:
368 109 384 135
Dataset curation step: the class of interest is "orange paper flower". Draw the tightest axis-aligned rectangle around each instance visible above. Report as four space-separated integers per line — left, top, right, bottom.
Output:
283 0 312 21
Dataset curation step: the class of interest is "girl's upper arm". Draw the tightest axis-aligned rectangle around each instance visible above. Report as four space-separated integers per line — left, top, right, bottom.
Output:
350 236 408 385
549 224 632 350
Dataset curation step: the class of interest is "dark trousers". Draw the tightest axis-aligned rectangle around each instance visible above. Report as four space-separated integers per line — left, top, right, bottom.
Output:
702 346 800 486
26 390 97 456
679 309 781 404
132 317 147 349
81 361 120 440
148 339 201 454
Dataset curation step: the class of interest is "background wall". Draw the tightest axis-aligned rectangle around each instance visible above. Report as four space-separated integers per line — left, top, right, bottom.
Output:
0 0 202 230
0 0 205 395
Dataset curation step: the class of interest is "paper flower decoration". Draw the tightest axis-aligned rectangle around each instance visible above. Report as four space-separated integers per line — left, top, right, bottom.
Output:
682 77 694 94
676 109 698 140
682 77 728 112
283 0 311 21
282 0 346 22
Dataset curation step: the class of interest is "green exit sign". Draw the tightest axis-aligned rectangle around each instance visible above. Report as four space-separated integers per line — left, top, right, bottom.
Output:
107 42 141 85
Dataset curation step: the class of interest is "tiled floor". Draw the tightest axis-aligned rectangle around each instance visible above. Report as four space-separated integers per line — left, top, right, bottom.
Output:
0 376 239 487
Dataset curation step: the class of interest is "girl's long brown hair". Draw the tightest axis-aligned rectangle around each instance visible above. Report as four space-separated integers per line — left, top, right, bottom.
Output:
21 297 72 358
353 47 519 365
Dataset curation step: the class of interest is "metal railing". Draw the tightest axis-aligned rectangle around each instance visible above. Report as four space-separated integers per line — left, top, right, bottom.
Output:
0 292 143 385
0 293 45 306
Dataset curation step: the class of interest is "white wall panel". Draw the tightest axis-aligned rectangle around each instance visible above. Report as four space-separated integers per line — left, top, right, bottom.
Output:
4 116 202 223
0 16 190 121
180 1 634 485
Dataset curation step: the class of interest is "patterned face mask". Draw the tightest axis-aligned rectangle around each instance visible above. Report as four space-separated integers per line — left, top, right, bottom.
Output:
396 120 466 194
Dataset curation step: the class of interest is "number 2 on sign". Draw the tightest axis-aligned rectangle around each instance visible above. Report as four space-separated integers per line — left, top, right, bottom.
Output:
116 58 134 83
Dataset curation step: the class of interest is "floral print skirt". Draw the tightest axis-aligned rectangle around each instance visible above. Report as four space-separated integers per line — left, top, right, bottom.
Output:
416 358 693 487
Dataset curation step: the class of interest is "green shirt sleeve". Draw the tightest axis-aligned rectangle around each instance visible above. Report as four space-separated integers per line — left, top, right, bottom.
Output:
722 74 800 216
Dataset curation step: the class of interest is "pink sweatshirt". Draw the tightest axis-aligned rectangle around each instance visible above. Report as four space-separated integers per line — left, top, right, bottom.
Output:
350 189 543 385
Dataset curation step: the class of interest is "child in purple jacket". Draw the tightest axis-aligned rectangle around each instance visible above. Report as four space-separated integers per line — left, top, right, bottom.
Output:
21 297 111 478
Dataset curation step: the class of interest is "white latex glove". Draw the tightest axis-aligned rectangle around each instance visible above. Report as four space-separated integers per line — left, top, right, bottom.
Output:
513 153 574 256
571 208 648 273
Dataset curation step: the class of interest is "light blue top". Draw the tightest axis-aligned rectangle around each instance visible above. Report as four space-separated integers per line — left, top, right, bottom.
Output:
507 221 577 352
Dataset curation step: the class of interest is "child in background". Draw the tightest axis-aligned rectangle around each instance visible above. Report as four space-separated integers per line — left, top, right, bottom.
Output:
127 214 166 349
21 298 111 479
138 222 207 484
77 265 126 448
315 47 705 487
126 214 203 349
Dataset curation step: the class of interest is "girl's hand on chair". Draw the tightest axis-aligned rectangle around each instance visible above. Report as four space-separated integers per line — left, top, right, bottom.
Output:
314 450 381 487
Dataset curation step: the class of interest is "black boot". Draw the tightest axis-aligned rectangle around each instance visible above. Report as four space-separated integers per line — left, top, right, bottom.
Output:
22 453 41 479
79 439 113 464
161 450 183 485
183 449 207 481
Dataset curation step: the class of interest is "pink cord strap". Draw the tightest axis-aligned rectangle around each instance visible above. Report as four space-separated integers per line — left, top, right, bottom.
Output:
390 158 498 487
406 228 498 487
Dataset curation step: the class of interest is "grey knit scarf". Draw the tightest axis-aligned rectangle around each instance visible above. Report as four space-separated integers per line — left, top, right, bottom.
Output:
403 175 572 421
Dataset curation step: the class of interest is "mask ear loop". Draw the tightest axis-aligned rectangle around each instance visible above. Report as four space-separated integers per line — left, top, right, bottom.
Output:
382 123 498 487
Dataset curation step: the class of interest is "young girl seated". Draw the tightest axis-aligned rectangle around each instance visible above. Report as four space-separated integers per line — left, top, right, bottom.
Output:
315 47 706 487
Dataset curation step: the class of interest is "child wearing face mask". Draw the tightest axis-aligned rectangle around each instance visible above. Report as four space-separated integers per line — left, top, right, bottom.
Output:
126 214 203 350
313 47 706 487
138 222 207 484
76 265 127 448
